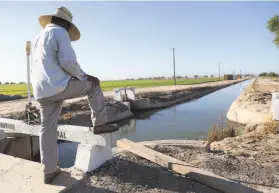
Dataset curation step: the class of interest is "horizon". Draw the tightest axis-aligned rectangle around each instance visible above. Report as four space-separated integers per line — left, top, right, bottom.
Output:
0 1 278 82
0 73 254 84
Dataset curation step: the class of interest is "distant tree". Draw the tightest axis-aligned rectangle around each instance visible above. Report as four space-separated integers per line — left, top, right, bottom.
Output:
268 72 279 77
0 82 1 85
211 75 214 78
194 75 199 78
259 72 278 77
176 76 183 79
203 75 208 78
184 76 188 78
4 82 9 84
267 15 279 46
18 82 25 84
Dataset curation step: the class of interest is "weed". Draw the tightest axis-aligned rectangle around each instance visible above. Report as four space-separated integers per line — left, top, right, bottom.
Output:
263 121 279 134
208 124 236 143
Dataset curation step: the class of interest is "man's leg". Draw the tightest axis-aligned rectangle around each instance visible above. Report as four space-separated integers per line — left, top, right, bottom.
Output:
87 83 107 126
37 99 62 177
53 79 118 133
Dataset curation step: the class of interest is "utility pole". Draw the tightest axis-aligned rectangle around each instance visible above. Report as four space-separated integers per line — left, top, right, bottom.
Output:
173 48 176 85
218 62 221 81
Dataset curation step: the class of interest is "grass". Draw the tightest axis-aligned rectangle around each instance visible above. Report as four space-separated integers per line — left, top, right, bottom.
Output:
208 124 236 143
0 77 221 97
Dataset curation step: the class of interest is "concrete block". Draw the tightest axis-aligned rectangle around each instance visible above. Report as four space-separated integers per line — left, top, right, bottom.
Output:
113 88 136 101
113 89 124 101
126 88 136 100
74 144 113 172
130 98 151 109
74 132 116 172
0 118 112 145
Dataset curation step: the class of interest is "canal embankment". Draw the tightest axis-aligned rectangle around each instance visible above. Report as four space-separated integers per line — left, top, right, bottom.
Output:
227 77 275 125
208 77 279 192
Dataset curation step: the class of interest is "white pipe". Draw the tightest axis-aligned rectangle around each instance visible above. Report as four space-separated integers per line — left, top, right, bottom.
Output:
26 41 31 103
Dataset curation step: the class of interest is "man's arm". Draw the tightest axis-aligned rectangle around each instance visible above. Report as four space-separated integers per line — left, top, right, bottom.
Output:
56 29 87 81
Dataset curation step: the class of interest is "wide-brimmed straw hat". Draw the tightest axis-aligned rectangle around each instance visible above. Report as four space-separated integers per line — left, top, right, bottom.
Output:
39 6 80 41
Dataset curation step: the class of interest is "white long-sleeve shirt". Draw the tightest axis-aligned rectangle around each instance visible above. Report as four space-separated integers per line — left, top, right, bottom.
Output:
31 23 87 99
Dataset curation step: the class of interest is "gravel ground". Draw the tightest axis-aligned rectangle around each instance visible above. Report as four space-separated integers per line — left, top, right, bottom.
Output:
65 141 279 193
153 143 279 193
66 151 221 193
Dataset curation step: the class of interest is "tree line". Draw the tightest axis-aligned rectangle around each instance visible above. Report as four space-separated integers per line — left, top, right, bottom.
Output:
126 75 217 81
0 82 26 85
259 72 279 77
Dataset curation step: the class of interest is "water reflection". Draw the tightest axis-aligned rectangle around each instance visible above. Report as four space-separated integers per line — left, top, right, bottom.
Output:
123 79 254 142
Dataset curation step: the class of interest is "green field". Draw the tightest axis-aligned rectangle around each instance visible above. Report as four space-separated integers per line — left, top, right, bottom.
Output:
0 78 221 97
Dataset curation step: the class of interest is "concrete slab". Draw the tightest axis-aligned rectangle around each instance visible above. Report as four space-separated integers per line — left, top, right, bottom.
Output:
0 154 83 193
0 118 113 146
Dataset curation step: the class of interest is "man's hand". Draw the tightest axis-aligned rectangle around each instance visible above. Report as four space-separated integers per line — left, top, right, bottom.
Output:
86 74 100 87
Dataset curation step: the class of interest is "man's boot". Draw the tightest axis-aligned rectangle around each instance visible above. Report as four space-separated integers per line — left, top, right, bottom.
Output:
93 124 119 134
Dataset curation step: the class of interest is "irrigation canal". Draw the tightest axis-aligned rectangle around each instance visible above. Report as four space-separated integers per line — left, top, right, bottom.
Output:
59 79 254 168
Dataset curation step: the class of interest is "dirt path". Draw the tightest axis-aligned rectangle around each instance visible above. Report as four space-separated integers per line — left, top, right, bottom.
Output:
0 78 248 115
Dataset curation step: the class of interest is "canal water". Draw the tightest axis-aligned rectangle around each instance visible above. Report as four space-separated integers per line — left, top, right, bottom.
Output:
58 79 254 168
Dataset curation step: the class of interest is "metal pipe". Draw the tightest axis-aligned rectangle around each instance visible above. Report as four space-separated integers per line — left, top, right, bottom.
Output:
26 41 31 104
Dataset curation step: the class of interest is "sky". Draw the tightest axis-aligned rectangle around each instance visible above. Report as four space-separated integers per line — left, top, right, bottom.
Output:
0 1 278 82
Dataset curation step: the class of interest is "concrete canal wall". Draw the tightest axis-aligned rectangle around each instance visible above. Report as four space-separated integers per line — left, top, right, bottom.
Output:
131 78 251 110
227 77 274 125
